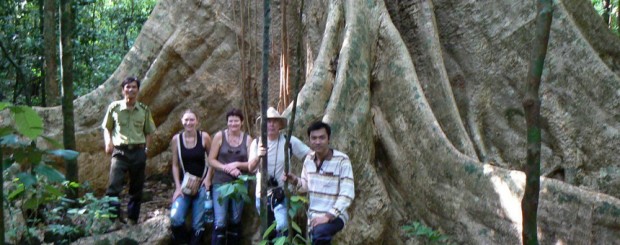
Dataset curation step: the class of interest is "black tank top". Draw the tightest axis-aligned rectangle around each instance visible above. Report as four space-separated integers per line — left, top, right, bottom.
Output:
180 130 207 177
212 130 248 184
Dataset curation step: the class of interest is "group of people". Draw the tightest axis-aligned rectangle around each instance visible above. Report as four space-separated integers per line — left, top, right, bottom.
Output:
102 77 355 245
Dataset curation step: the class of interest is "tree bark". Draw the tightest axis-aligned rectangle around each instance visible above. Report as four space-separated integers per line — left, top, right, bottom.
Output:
283 1 305 242
521 1 554 244
60 0 78 195
44 0 59 106
277 0 290 112
259 0 271 236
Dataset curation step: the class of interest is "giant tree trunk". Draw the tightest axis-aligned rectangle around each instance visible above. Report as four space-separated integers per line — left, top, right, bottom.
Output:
38 0 620 244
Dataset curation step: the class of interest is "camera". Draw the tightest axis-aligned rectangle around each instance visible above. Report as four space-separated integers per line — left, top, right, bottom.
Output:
267 176 284 206
268 176 279 187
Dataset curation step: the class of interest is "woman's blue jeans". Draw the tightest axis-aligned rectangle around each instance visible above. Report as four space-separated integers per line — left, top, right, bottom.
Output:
212 183 245 228
170 186 208 232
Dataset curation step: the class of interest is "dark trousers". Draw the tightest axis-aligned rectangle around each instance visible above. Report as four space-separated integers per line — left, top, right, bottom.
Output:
311 217 344 245
105 147 146 222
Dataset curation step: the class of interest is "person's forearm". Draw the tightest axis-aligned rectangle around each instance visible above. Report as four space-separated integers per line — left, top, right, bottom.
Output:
204 165 214 188
103 129 112 146
209 158 229 172
206 165 214 180
297 167 309 193
172 160 181 188
233 161 249 171
247 159 258 173
146 134 152 149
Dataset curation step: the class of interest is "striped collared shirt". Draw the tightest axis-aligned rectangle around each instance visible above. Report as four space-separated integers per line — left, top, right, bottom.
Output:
295 149 355 224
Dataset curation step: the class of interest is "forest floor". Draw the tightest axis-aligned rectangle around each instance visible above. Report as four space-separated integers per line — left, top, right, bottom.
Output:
119 174 173 224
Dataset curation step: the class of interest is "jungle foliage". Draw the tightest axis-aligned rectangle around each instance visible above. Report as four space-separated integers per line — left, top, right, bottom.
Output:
1 102 118 244
0 0 156 106
592 0 620 35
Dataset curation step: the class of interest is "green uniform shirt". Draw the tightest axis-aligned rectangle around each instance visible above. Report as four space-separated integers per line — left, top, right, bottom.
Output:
102 100 156 146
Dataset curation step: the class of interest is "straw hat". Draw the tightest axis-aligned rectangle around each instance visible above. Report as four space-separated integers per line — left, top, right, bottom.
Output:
265 107 287 128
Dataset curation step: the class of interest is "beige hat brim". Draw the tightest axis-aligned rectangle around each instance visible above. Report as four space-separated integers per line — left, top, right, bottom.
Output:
261 107 288 129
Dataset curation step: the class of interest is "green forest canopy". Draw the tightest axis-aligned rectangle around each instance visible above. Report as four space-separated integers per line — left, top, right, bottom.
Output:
0 0 156 106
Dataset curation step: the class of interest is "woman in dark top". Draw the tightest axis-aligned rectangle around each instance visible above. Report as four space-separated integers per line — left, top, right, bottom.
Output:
208 108 253 245
170 110 213 245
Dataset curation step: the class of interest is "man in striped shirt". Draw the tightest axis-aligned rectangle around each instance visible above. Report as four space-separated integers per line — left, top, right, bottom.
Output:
285 121 355 245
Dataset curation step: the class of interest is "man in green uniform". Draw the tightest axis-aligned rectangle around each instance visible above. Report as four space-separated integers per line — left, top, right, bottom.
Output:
102 77 156 226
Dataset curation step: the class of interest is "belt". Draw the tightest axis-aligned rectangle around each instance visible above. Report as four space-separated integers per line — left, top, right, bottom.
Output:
114 144 145 151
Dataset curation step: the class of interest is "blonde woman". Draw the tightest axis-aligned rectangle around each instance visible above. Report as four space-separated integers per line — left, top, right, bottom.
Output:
170 110 213 245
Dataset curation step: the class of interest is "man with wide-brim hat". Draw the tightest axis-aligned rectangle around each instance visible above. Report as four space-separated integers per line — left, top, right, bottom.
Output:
266 106 287 130
248 107 310 238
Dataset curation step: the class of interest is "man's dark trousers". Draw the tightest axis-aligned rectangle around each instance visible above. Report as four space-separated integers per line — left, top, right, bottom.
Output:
106 147 146 222
311 217 344 245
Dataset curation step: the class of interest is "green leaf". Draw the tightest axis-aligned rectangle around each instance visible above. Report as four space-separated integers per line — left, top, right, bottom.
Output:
24 197 42 210
0 102 11 111
273 236 286 245
259 241 268 245
290 195 308 204
0 126 13 137
238 174 256 181
47 149 80 160
67 181 81 189
45 184 64 197
293 234 307 244
263 222 277 239
291 221 302 234
219 184 235 197
8 184 25 200
10 106 44 139
16 172 37 187
35 163 65 183
41 135 63 148
236 185 248 196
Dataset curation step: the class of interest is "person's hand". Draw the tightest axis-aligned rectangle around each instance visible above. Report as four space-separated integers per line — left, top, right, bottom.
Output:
228 168 241 177
223 165 236 174
310 215 331 227
105 143 114 154
258 146 267 157
172 187 183 202
282 173 298 185
203 179 211 190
